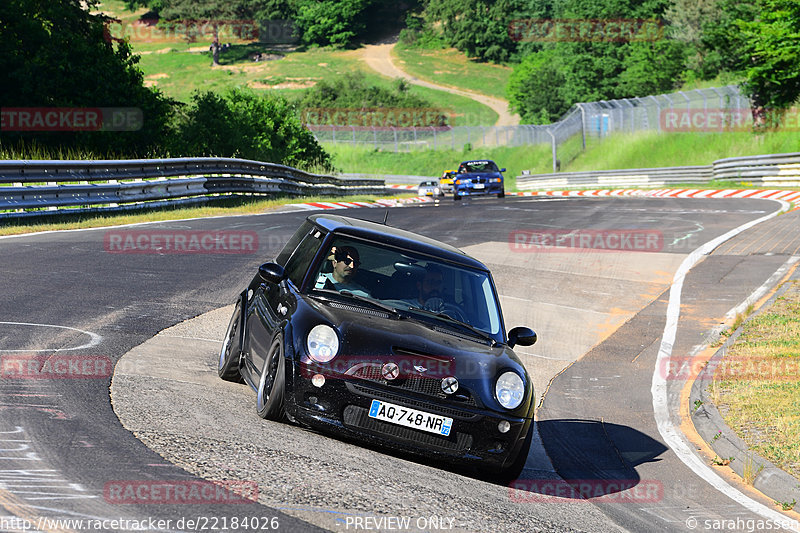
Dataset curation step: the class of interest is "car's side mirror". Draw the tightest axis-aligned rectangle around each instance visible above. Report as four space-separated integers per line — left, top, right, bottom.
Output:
508 326 537 348
258 262 286 284
499 168 507 173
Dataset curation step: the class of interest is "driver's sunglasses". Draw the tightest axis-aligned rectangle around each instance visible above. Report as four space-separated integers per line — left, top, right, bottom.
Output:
336 254 360 267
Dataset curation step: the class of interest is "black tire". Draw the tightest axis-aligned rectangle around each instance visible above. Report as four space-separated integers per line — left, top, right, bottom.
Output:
218 300 243 382
498 189 505 198
256 336 286 420
454 192 461 201
498 420 535 482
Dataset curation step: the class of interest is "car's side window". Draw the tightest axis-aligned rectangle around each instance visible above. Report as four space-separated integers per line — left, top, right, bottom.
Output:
275 221 314 266
284 229 325 288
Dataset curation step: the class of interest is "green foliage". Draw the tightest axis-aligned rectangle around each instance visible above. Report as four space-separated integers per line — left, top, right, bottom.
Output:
0 0 174 156
704 0 800 125
291 0 373 47
293 72 435 112
507 49 570 122
170 89 333 170
664 0 725 76
424 0 527 62
506 0 686 122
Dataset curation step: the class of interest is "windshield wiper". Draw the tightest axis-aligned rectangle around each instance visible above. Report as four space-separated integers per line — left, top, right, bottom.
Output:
313 289 404 318
407 306 496 345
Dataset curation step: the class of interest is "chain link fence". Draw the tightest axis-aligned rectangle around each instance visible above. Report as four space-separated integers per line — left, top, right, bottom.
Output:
308 86 748 169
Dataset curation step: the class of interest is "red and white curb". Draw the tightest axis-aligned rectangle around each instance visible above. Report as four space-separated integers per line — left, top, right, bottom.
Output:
286 188 800 212
509 188 800 210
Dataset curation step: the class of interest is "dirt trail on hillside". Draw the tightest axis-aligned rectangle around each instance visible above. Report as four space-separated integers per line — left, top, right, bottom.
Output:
359 42 520 127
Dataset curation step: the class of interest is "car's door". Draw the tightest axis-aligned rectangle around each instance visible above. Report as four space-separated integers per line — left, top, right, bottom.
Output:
245 226 326 380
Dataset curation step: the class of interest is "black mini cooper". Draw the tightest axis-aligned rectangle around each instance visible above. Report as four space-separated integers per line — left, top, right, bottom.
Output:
219 214 537 477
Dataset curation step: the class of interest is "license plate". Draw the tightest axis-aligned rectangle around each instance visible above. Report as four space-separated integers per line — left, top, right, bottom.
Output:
473 183 485 189
368 399 452 437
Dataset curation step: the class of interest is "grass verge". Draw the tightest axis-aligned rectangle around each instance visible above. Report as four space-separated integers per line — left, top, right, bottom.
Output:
0 194 412 237
711 279 800 479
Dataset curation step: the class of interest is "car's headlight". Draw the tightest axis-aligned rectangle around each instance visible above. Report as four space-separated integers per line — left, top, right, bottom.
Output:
307 324 339 363
495 371 525 409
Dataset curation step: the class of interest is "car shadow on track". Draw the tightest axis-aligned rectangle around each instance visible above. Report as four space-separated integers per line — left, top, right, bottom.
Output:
508 418 668 502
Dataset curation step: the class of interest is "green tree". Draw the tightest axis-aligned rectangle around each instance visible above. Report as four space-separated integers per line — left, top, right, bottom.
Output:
507 0 687 121
171 89 332 170
664 0 724 75
0 0 174 156
290 0 374 48
424 0 526 62
507 49 570 122
707 0 800 127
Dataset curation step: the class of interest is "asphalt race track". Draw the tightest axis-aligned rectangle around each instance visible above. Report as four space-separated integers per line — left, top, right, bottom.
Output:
1 195 799 532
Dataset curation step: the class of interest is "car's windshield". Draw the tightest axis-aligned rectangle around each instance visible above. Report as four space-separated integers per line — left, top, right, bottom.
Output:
309 236 503 340
460 161 499 173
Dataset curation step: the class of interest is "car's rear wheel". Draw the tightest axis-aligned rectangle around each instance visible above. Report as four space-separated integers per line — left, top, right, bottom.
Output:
218 300 243 382
256 336 286 420
454 192 461 201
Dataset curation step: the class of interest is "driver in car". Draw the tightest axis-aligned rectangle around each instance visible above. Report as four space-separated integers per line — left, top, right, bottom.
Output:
415 264 445 308
314 245 371 297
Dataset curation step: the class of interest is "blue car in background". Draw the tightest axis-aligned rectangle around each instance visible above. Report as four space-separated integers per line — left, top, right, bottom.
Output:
453 160 506 200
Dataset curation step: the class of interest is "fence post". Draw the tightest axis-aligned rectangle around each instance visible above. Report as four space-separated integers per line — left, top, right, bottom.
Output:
546 128 557 173
576 104 587 150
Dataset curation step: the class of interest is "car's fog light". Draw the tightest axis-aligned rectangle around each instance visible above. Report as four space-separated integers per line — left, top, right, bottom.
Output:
312 374 325 388
498 420 511 433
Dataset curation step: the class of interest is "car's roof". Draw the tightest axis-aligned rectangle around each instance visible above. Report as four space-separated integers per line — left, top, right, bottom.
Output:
307 214 487 270
460 159 497 164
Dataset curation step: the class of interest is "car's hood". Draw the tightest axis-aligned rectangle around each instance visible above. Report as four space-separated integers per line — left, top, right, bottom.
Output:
300 294 526 382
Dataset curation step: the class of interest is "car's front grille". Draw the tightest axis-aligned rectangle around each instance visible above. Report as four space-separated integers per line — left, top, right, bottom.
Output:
346 363 477 406
342 405 473 453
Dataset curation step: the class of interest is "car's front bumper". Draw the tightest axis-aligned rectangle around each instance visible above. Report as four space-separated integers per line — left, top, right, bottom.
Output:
286 361 531 470
454 183 503 196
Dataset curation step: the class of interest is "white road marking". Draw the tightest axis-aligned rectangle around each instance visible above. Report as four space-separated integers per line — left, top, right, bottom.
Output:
651 198 799 530
0 322 102 353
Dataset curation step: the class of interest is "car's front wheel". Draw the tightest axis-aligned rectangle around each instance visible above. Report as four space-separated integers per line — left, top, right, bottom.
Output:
218 300 243 382
498 189 505 198
256 336 286 420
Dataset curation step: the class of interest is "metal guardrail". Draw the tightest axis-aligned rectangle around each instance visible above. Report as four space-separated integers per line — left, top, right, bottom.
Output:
712 152 800 186
516 166 713 190
0 158 386 217
517 153 800 190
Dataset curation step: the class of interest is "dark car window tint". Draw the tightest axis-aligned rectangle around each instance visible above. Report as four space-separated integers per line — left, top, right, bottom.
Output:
285 230 325 287
275 220 314 266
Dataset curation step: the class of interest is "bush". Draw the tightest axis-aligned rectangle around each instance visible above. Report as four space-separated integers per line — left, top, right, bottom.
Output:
170 89 333 171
